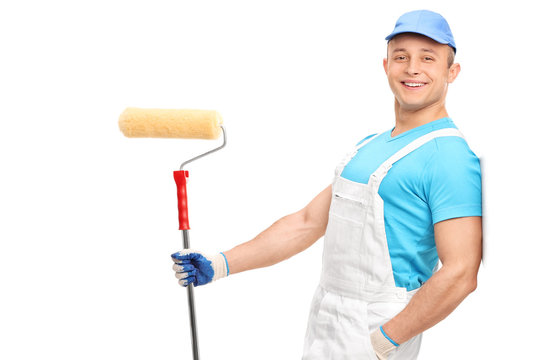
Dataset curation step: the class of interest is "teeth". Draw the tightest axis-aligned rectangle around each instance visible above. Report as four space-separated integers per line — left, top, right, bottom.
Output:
404 82 425 87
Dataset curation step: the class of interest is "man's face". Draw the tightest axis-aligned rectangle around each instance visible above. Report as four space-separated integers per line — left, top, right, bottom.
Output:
383 33 460 112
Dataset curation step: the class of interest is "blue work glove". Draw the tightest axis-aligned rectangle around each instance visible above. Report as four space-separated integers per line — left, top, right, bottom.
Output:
171 250 229 287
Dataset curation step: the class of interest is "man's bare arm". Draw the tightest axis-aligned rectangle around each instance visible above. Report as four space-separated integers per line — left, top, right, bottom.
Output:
381 216 482 344
223 185 332 275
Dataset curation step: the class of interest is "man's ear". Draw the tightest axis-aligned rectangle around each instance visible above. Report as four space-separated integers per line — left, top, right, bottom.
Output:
383 58 388 75
447 62 461 83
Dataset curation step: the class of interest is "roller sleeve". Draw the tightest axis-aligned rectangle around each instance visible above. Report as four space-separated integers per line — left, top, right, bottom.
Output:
118 107 223 139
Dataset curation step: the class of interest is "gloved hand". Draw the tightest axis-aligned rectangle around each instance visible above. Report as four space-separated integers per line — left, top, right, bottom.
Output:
370 326 398 360
171 250 229 287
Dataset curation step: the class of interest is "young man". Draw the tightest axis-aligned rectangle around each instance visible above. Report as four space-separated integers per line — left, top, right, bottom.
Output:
172 10 482 360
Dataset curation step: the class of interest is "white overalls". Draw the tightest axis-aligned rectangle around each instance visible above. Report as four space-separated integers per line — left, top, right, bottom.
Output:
302 128 465 360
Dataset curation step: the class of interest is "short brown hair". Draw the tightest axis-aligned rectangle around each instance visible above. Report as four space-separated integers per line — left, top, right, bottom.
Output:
447 47 455 68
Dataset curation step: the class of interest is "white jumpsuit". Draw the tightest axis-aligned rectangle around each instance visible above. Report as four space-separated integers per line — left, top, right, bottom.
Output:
302 128 465 359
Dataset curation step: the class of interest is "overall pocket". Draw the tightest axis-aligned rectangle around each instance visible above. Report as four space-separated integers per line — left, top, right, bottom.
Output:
329 192 369 223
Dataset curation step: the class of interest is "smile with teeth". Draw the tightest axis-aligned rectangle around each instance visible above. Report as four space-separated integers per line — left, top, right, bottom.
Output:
402 82 426 88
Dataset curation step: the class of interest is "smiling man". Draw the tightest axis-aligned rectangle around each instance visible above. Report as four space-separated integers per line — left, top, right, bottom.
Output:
384 30 459 132
171 9 482 360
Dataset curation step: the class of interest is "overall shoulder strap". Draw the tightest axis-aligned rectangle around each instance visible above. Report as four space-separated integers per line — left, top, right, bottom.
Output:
335 132 385 177
370 128 465 180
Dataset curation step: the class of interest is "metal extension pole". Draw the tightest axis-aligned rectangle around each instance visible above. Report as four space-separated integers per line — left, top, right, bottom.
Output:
182 229 199 360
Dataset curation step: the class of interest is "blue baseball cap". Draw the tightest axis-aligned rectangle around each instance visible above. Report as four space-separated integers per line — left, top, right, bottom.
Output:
385 10 456 53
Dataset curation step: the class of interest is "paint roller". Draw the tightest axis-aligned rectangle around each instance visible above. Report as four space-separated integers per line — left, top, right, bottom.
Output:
119 107 227 360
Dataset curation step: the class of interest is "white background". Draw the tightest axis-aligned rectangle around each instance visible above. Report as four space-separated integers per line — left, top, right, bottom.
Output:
1 0 538 359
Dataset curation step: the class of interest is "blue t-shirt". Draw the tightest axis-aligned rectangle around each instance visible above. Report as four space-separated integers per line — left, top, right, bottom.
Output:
341 117 482 291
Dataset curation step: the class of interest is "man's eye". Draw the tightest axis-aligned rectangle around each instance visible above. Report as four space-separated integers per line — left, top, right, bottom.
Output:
395 56 406 60
424 57 434 61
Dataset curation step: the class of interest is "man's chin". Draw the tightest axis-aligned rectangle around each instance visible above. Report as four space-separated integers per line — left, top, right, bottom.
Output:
397 101 427 112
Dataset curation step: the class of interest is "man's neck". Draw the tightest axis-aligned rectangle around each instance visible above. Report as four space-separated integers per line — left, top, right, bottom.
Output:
392 101 449 137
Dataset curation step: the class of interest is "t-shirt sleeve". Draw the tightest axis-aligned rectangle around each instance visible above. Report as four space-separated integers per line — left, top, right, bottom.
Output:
423 137 482 225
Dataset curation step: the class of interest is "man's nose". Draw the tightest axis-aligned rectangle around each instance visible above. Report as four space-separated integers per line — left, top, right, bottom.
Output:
406 58 421 76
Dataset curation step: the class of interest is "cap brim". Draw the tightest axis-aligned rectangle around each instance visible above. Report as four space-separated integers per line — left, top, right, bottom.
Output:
385 30 456 53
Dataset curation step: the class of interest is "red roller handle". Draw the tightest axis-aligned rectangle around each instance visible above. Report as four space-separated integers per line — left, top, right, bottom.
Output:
173 170 190 230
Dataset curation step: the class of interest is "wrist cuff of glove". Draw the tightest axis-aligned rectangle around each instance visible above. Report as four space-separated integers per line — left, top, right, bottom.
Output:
219 252 230 276
371 326 398 359
210 252 229 282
